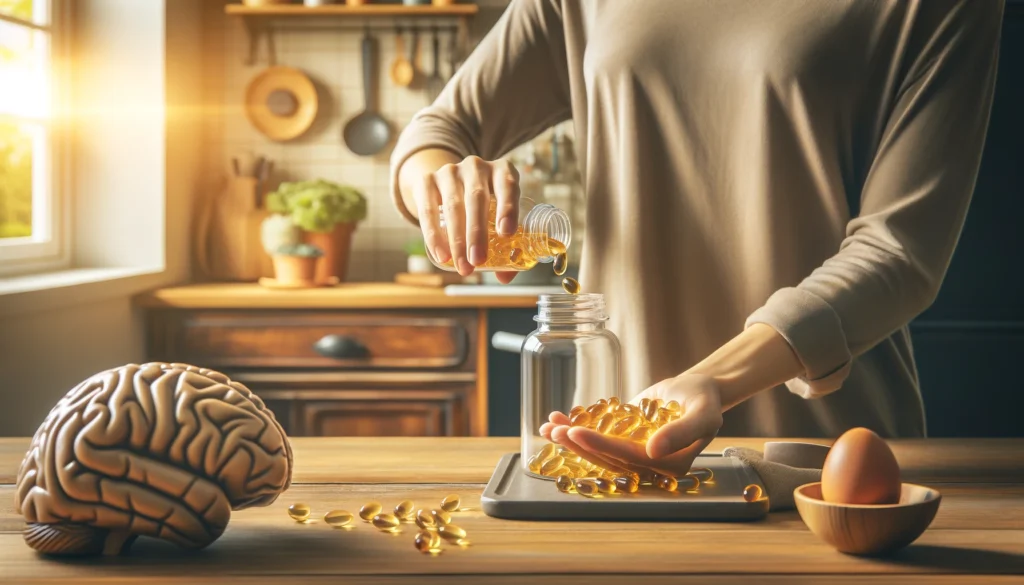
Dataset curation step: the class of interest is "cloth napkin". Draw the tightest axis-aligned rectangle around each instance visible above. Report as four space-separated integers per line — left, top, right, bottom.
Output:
721 443 830 511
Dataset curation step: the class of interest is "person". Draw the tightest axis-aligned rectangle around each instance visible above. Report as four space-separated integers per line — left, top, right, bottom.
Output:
390 0 1003 476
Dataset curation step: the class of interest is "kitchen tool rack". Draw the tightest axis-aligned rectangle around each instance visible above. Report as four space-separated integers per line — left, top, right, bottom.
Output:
225 2 478 65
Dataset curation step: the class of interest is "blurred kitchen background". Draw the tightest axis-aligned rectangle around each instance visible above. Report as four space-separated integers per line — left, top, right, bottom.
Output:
0 0 1021 439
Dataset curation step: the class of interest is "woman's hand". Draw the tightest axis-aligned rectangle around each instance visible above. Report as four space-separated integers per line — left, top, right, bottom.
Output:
539 374 724 477
399 151 522 282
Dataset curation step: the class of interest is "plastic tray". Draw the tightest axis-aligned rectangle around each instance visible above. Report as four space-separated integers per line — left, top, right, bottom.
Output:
481 452 769 521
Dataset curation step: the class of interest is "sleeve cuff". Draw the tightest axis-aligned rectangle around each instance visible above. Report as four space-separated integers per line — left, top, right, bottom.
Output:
745 287 852 399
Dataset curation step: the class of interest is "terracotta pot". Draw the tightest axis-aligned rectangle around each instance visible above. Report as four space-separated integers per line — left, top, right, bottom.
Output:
272 254 320 284
303 222 357 283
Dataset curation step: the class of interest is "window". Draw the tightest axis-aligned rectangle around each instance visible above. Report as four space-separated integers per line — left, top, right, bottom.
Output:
0 0 64 272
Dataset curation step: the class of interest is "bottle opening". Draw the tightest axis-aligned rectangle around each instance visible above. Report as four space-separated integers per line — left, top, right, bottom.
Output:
523 204 572 261
535 293 607 323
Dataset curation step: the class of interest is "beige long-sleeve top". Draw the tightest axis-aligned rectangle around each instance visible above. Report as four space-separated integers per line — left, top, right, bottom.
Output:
390 0 1003 438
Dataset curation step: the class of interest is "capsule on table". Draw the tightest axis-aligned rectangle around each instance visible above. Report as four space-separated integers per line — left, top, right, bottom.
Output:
438 524 467 544
540 456 565 476
324 509 353 527
691 467 715 483
614 475 640 494
655 474 679 492
743 484 764 502
359 502 382 522
570 411 592 427
394 500 415 519
414 530 442 554
555 474 576 493
527 454 544 474
594 477 617 494
440 494 461 512
679 475 700 492
431 509 452 525
372 513 400 531
287 503 311 522
575 478 600 497
415 509 436 530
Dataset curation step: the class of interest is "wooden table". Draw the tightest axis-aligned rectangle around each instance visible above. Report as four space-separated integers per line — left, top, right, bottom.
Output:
2 437 1023 584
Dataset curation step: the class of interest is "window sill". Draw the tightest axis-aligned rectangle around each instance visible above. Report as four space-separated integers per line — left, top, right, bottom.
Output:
0 266 168 318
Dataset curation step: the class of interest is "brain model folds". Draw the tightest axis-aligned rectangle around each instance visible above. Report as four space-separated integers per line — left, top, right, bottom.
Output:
15 362 293 556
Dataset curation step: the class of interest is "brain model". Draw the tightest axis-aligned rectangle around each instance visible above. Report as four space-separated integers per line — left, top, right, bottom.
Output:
15 362 293 556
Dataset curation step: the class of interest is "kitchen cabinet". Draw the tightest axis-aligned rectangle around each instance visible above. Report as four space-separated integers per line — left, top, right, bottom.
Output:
138 283 539 438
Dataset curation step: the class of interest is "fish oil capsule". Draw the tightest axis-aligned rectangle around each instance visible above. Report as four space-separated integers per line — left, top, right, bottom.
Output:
628 425 652 442
575 478 600 497
394 500 415 520
561 276 581 294
414 530 442 554
691 467 715 483
586 402 609 418
372 513 400 531
618 403 642 417
655 474 679 492
678 475 700 492
324 509 353 527
440 494 461 512
536 442 557 462
586 469 603 478
551 465 572 477
527 454 544 474
665 400 681 412
552 252 568 276
643 399 662 421
614 475 640 494
555 474 576 493
569 405 586 418
540 456 565 476
288 503 311 522
743 484 764 502
438 524 467 544
594 477 617 494
610 415 641 436
638 398 651 414
570 410 592 427
431 509 452 525
415 509 436 530
510 248 523 263
608 396 620 407
594 413 615 434
359 502 382 522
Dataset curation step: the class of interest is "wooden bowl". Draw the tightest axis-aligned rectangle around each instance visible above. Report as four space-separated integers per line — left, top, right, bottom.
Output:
794 482 941 556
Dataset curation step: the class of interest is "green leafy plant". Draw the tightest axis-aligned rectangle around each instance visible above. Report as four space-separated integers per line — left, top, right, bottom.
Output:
266 179 367 233
274 243 323 258
403 237 427 257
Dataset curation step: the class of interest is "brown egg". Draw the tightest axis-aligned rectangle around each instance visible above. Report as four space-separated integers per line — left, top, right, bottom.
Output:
821 427 901 505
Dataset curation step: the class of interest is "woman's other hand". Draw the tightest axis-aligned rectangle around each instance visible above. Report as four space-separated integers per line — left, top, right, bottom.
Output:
539 374 724 478
399 151 521 283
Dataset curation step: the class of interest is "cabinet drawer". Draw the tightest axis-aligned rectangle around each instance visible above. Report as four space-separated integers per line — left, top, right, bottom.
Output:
160 310 474 370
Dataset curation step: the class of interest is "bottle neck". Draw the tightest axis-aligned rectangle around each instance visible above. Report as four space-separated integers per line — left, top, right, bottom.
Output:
522 202 572 261
534 293 607 331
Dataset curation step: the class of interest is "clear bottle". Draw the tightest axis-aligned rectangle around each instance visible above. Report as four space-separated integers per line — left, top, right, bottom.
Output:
520 293 623 479
428 196 571 272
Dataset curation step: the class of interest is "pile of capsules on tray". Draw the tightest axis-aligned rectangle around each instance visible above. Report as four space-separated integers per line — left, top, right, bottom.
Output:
530 396 765 503
286 493 468 555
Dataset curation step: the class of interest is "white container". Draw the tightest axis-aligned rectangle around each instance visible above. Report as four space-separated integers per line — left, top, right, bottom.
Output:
406 255 433 274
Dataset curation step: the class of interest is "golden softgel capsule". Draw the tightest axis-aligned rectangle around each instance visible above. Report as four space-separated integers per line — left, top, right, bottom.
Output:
438 524 467 544
679 475 700 492
394 500 415 520
553 252 568 276
324 510 353 527
536 443 557 462
655 475 679 492
610 415 641 436
594 477 616 494
562 276 581 294
540 456 565 476
415 509 436 530
691 467 715 483
371 513 400 531
414 530 441 554
614 475 639 494
431 509 452 525
575 478 600 497
440 494 461 512
288 503 311 522
359 502 382 522
743 484 764 502
628 425 652 442
594 413 615 434
569 405 586 418
570 411 592 427
555 475 576 493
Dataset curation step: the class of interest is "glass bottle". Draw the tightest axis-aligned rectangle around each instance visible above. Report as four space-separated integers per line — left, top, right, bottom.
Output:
427 197 571 272
520 293 623 479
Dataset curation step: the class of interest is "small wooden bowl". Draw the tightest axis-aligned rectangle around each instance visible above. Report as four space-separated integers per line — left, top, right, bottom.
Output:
794 482 941 556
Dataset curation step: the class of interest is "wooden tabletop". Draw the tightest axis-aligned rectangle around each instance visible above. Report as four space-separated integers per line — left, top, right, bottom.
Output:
2 437 1023 584
134 283 542 310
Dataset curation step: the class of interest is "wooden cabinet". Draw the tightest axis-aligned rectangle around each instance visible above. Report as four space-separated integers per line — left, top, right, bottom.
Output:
144 307 489 437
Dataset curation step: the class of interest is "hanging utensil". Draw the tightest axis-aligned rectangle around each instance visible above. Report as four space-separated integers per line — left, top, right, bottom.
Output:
446 28 459 81
410 26 422 89
389 26 414 87
426 26 444 101
344 29 392 156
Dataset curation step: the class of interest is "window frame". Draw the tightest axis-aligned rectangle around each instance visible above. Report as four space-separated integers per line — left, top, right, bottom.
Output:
0 0 71 276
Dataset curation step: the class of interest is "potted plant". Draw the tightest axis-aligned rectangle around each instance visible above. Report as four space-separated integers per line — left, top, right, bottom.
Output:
271 243 324 286
404 238 433 274
266 179 367 283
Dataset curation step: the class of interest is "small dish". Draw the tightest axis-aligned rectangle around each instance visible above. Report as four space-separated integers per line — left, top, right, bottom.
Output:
794 482 941 556
245 66 318 142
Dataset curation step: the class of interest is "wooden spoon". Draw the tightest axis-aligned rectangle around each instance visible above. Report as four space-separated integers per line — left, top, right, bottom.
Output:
389 27 414 87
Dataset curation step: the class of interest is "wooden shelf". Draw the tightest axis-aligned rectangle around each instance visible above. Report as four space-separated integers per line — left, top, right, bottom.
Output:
225 3 479 17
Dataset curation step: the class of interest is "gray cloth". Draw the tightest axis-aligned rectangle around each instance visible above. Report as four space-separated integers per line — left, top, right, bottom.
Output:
390 0 1003 438
723 446 822 512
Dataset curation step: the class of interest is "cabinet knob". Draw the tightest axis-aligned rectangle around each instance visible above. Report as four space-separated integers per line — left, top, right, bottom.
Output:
313 335 369 359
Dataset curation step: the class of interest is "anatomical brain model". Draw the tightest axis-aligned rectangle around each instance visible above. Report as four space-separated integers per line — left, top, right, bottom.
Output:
15 362 293 556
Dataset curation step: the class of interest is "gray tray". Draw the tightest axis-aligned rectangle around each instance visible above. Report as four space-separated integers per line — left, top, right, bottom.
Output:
481 452 769 521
